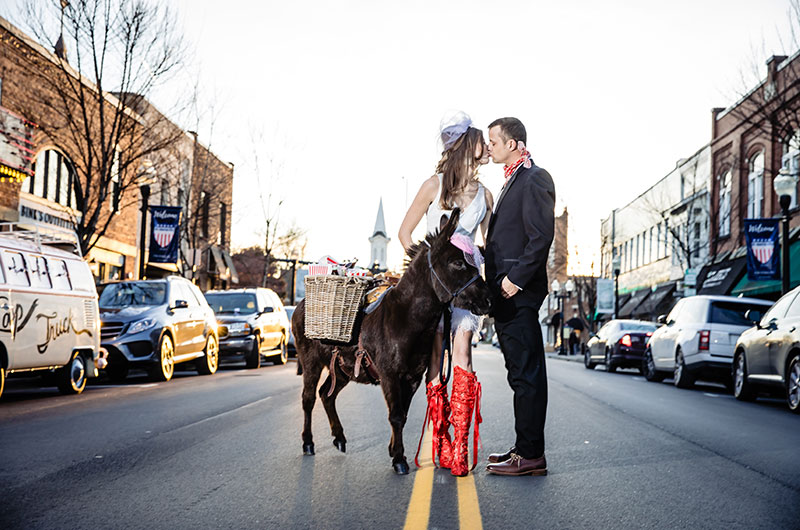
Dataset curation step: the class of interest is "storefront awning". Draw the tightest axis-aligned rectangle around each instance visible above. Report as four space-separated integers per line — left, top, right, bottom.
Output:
148 262 179 273
636 282 677 318
731 241 800 298
209 245 226 276
697 257 747 295
618 288 651 319
221 250 239 284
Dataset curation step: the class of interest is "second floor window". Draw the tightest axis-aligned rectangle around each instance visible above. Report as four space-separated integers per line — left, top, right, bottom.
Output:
200 191 209 237
220 202 227 246
718 170 731 237
747 151 764 218
26 150 77 208
782 130 800 208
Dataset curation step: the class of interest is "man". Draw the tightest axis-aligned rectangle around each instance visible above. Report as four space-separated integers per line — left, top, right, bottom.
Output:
484 117 555 476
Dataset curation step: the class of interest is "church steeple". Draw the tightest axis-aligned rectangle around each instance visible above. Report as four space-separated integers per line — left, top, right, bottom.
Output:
369 198 390 271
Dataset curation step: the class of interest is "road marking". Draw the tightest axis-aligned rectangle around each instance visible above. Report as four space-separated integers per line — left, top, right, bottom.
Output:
457 473 482 530
404 428 433 530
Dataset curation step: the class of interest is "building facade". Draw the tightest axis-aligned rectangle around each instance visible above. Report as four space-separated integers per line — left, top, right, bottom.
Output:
599 145 711 319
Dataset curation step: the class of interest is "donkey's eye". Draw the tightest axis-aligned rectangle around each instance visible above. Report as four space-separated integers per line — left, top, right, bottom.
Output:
451 259 466 270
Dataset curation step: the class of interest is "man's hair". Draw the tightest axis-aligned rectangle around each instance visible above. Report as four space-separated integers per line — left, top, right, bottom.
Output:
489 117 526 145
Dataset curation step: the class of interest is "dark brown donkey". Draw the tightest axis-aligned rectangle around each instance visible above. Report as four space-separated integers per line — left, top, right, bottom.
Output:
293 210 492 474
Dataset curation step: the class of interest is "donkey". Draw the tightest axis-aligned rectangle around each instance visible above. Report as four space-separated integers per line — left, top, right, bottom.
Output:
293 210 492 474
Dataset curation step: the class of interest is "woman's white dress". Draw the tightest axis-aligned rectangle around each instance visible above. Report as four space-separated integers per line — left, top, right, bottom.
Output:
426 174 487 333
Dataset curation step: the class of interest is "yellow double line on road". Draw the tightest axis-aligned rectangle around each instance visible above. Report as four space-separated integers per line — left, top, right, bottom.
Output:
403 428 483 530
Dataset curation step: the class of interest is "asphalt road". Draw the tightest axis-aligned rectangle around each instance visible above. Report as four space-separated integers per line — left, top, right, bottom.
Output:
1 345 798 530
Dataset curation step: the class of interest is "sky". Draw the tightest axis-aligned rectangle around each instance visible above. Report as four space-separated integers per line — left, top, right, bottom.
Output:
7 0 798 274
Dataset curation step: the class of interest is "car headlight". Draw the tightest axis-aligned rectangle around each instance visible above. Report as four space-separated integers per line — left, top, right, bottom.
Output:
228 322 252 336
127 318 157 335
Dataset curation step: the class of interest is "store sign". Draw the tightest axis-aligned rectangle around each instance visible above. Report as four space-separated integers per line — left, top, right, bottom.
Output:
744 219 780 281
18 195 75 231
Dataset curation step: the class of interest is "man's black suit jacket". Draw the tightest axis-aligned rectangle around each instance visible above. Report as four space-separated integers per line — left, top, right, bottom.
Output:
485 161 556 307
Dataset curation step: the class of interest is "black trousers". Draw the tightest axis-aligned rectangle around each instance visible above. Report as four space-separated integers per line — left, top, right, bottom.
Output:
493 295 548 459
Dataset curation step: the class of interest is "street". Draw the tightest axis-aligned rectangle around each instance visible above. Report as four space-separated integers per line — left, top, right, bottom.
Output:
1 344 798 530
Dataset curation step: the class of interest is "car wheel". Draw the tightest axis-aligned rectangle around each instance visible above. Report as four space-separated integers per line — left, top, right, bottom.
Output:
733 350 756 401
674 348 694 389
605 348 616 373
56 353 87 395
106 360 129 383
273 336 288 365
197 334 219 375
786 352 800 413
584 350 596 370
643 348 665 382
245 335 262 369
150 334 175 382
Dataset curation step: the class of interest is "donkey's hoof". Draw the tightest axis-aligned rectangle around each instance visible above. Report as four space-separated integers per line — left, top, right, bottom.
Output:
393 460 410 475
333 439 346 453
303 443 315 455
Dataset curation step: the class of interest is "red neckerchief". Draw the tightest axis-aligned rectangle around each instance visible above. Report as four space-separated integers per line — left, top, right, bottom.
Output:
503 149 532 184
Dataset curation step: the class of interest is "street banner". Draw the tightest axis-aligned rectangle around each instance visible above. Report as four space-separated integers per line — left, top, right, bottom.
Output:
744 218 780 281
149 206 182 263
596 278 614 314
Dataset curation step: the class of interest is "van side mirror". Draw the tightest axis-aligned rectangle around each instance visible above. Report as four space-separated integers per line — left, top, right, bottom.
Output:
657 314 666 325
261 307 274 314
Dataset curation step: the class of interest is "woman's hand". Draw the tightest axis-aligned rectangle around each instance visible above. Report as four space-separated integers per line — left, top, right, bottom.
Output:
398 176 439 252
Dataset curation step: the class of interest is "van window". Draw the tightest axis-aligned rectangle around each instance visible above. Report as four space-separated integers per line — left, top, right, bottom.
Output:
50 259 72 290
67 259 96 292
3 251 30 286
28 255 52 289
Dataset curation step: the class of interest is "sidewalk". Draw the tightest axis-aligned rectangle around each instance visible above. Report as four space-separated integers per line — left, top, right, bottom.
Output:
545 344 584 363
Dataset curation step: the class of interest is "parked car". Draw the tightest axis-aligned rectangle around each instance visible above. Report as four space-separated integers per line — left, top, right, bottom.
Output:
204 288 290 368
644 295 773 388
0 224 102 399
285 305 296 356
584 319 658 372
733 287 800 413
99 276 219 382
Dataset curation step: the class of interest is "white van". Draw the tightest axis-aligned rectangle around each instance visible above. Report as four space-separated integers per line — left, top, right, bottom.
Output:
0 223 102 399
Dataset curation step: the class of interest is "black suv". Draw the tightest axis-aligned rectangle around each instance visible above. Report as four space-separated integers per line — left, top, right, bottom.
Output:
99 276 219 382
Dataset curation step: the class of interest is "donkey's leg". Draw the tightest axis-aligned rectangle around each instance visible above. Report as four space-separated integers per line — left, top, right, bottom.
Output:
301 358 323 456
382 378 414 474
319 371 349 453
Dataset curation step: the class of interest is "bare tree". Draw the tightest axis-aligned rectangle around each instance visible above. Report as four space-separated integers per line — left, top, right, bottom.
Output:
10 0 189 255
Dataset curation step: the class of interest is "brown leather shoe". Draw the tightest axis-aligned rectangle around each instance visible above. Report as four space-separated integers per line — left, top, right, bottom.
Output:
486 453 547 476
487 447 516 464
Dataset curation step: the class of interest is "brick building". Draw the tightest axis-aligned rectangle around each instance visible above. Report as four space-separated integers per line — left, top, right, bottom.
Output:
704 52 800 300
0 15 235 289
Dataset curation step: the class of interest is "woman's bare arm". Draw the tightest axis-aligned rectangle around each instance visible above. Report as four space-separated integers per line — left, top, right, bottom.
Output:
398 176 439 252
480 186 494 243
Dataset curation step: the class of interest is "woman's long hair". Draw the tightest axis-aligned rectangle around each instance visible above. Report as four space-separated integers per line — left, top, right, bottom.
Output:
436 127 485 209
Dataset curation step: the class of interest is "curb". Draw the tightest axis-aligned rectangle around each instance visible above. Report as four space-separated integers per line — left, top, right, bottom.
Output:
546 352 584 363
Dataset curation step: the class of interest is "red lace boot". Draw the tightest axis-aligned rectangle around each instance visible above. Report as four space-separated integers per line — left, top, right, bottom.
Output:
415 381 453 468
449 366 482 477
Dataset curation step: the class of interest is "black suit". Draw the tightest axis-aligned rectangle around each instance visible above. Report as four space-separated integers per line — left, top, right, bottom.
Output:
485 161 555 460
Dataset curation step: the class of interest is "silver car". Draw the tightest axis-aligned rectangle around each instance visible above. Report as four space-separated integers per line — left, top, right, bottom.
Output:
733 287 800 413
644 295 773 388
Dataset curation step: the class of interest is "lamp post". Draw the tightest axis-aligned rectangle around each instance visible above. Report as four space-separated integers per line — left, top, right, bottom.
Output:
612 255 622 319
773 167 798 295
551 278 575 355
138 184 150 280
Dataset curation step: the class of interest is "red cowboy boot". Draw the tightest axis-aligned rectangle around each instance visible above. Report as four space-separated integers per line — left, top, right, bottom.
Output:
415 381 453 468
449 366 482 477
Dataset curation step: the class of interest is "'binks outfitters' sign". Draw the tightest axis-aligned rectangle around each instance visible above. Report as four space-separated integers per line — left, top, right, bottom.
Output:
744 219 780 281
149 206 182 263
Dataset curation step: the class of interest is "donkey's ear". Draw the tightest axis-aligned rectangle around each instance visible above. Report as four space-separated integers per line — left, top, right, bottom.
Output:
441 208 461 239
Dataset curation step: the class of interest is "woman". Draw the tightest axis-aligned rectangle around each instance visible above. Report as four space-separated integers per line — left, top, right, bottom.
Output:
398 111 494 476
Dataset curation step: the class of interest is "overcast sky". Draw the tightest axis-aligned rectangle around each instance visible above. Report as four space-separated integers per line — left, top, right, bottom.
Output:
8 1 798 273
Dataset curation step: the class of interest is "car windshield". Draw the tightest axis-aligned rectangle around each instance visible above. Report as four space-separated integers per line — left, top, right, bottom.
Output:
205 293 258 315
709 301 770 326
620 322 658 332
98 282 167 307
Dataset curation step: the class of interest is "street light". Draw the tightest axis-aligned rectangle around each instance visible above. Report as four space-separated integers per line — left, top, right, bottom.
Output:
773 167 798 295
612 254 622 318
551 278 575 355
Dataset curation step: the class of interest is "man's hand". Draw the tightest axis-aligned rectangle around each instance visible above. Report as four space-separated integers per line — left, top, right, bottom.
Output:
501 276 520 298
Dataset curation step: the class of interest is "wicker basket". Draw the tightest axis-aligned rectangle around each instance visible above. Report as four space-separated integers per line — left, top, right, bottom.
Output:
304 275 371 342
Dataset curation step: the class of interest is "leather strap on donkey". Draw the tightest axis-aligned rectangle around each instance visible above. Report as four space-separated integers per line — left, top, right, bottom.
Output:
327 338 381 397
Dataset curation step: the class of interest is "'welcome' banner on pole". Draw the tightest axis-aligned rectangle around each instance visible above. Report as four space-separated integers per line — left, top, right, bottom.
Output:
149 206 182 263
744 218 780 281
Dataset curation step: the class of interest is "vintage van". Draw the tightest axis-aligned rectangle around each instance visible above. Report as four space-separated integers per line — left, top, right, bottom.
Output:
0 224 102 399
